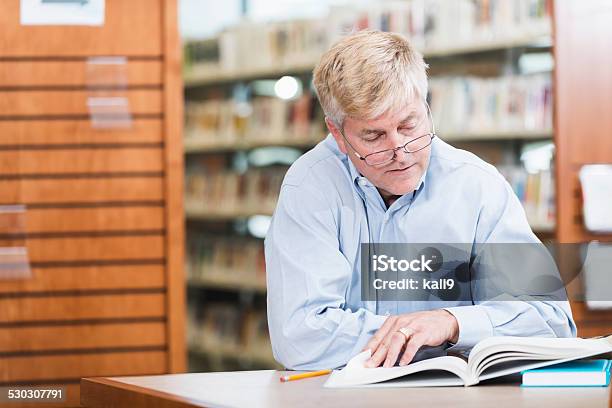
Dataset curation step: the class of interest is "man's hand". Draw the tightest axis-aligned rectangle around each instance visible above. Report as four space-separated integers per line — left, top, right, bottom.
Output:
363 309 459 368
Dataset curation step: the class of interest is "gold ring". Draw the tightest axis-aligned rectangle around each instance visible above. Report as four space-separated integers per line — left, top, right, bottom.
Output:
399 327 414 340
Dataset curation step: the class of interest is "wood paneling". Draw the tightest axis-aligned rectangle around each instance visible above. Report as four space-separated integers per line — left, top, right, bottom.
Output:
0 148 163 175
0 119 163 146
81 378 196 408
0 322 166 352
1 351 167 382
0 293 166 323
2 235 165 262
0 60 162 87
0 0 162 57
0 177 164 204
0 264 165 293
0 0 185 392
163 0 187 373
554 0 612 334
0 90 161 116
555 0 612 243
21 206 164 233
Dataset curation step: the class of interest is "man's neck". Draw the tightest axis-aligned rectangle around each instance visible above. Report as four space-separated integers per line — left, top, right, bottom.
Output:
380 190 401 208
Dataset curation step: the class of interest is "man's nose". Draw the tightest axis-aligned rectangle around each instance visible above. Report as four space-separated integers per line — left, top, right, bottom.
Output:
382 132 407 162
387 130 404 150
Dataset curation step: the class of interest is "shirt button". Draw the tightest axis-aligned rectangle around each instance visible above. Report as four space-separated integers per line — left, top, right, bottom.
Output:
358 178 368 187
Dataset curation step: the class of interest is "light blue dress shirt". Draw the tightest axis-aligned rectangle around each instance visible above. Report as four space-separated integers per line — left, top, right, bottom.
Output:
265 135 576 370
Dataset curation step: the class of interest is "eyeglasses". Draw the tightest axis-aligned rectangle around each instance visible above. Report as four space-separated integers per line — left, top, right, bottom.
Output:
339 102 437 167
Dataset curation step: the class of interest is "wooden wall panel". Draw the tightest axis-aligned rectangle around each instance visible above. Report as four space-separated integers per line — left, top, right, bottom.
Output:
555 0 612 243
21 206 165 233
0 294 166 323
84 213 165 232
0 322 166 352
0 120 163 146
0 177 164 204
0 90 162 116
163 0 187 373
554 0 612 335
0 60 162 87
0 148 164 175
0 0 186 394
0 265 165 293
0 0 162 57
2 235 166 262
1 351 167 383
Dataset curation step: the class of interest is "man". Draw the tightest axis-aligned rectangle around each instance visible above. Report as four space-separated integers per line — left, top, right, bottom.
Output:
265 30 575 370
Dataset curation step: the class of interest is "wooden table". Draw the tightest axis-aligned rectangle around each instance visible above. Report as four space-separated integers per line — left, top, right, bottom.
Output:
81 370 611 408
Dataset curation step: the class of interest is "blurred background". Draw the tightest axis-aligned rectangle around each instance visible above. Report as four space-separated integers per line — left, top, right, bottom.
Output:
1 0 611 405
181 0 558 372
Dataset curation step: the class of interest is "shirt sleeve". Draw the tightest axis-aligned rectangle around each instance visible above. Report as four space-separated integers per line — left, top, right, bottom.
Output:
265 181 387 370
444 171 577 353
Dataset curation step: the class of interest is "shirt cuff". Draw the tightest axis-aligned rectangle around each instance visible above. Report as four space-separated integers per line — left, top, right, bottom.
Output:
443 306 494 353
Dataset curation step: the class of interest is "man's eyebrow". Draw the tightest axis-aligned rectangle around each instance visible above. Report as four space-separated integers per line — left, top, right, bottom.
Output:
359 128 385 136
358 111 419 136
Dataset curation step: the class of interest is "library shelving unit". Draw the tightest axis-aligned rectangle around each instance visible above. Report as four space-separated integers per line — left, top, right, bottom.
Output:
553 0 612 337
183 31 551 87
183 2 557 371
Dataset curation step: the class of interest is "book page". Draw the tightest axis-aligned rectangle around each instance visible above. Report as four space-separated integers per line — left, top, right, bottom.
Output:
324 350 468 388
467 336 612 381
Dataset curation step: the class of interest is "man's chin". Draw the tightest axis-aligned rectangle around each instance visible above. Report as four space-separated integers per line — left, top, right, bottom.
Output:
380 182 418 197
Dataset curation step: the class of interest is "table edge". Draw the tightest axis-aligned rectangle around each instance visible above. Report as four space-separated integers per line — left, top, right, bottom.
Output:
80 377 207 408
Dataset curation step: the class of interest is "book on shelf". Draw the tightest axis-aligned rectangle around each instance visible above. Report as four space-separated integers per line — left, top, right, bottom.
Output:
242 309 273 353
185 93 324 149
184 37 220 72
187 302 242 350
330 0 551 50
498 165 555 230
324 335 612 388
216 19 329 74
184 0 551 79
185 166 286 215
187 301 274 364
430 73 553 137
186 233 266 286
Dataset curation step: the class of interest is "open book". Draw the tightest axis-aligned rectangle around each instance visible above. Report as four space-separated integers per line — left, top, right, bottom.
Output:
324 336 612 388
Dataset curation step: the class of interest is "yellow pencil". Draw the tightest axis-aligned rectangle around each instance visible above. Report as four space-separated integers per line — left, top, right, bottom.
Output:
280 369 332 382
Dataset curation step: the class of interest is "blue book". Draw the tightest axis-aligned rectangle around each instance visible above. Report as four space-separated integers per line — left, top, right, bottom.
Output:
522 360 611 387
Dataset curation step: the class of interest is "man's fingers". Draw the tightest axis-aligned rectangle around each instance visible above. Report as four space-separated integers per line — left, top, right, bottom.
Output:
383 332 407 368
390 316 414 336
399 334 427 366
365 340 390 368
363 316 396 352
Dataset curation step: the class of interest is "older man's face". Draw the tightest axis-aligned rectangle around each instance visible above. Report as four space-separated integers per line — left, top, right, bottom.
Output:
330 99 433 203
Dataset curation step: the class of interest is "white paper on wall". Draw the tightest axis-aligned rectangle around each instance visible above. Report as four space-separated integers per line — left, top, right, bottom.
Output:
579 164 612 233
21 0 105 26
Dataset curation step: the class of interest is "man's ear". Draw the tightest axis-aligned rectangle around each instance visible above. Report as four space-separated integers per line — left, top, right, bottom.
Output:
325 117 348 155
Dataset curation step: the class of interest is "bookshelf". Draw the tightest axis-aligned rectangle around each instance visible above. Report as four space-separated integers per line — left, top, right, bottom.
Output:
188 275 267 293
184 135 322 153
183 0 557 371
184 34 551 88
189 342 279 368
